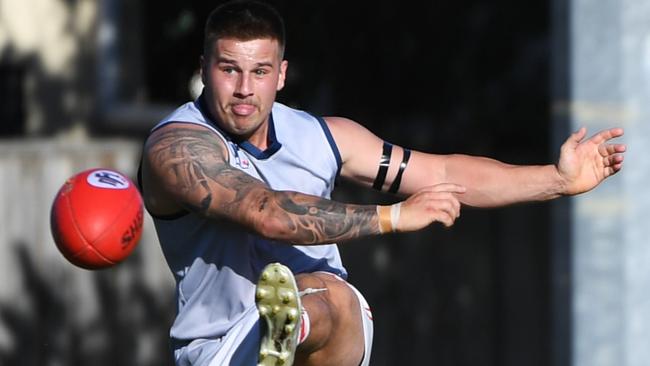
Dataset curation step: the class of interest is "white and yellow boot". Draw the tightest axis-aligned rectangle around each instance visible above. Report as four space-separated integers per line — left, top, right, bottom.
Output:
256 263 301 366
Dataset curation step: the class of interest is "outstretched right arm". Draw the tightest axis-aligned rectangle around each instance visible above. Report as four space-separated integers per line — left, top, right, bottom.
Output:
141 124 463 245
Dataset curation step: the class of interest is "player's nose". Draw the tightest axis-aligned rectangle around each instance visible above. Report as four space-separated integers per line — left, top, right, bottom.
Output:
234 73 253 98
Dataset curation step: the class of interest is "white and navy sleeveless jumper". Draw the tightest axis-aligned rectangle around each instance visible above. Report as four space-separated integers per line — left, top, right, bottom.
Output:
148 96 346 350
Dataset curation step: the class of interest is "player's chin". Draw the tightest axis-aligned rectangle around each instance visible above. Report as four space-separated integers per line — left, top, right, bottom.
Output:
230 115 263 132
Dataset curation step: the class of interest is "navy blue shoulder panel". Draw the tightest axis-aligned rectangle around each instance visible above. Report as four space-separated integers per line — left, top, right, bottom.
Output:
315 116 343 179
150 210 189 220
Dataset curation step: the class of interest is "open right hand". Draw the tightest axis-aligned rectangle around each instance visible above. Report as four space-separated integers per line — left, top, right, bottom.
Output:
397 183 466 232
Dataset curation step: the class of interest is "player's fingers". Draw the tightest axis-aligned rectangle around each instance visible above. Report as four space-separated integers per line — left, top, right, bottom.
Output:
442 192 461 216
445 195 461 217
590 127 624 145
605 166 618 176
604 154 624 167
608 143 627 154
429 197 461 219
599 143 627 156
449 196 461 217
435 211 457 228
429 199 455 219
604 160 624 176
417 191 461 213
428 183 466 194
568 127 587 145
561 128 584 153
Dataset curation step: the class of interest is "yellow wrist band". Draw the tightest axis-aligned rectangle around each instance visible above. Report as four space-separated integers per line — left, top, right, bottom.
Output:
377 205 393 234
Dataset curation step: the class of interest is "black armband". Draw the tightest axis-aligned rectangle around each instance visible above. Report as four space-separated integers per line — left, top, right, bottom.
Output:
372 142 393 190
388 148 411 194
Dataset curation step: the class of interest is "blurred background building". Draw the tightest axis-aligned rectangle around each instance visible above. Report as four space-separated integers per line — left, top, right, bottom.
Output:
0 0 646 365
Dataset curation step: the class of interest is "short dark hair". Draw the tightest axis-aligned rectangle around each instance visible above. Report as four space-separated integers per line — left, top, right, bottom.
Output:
204 0 286 58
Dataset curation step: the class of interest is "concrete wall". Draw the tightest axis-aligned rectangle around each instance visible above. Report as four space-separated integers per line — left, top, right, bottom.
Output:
0 139 174 365
553 0 650 365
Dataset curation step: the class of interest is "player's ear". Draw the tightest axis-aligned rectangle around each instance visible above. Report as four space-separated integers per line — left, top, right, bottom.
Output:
277 60 288 91
200 55 206 85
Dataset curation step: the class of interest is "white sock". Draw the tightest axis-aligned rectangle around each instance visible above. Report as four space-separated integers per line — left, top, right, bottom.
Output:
298 308 310 345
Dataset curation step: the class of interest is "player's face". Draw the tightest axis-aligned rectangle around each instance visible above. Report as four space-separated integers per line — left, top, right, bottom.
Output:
201 38 287 144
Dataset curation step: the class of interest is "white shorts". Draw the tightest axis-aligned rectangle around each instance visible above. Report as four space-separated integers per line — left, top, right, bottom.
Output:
175 275 374 366
317 271 374 366
350 281 374 366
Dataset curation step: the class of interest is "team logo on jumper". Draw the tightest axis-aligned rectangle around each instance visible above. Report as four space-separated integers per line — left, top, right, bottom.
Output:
238 157 250 169
87 170 130 189
230 142 250 169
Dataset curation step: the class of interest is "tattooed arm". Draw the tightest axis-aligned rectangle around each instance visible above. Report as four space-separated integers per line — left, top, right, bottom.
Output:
141 123 463 245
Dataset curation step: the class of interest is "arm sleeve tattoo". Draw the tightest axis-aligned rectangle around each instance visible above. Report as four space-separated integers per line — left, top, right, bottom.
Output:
146 125 380 245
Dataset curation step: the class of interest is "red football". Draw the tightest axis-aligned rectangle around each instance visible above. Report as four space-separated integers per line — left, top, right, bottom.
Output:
50 168 144 269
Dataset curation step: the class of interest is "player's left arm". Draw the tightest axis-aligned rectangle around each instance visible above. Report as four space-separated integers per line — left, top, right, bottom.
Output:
325 117 626 207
